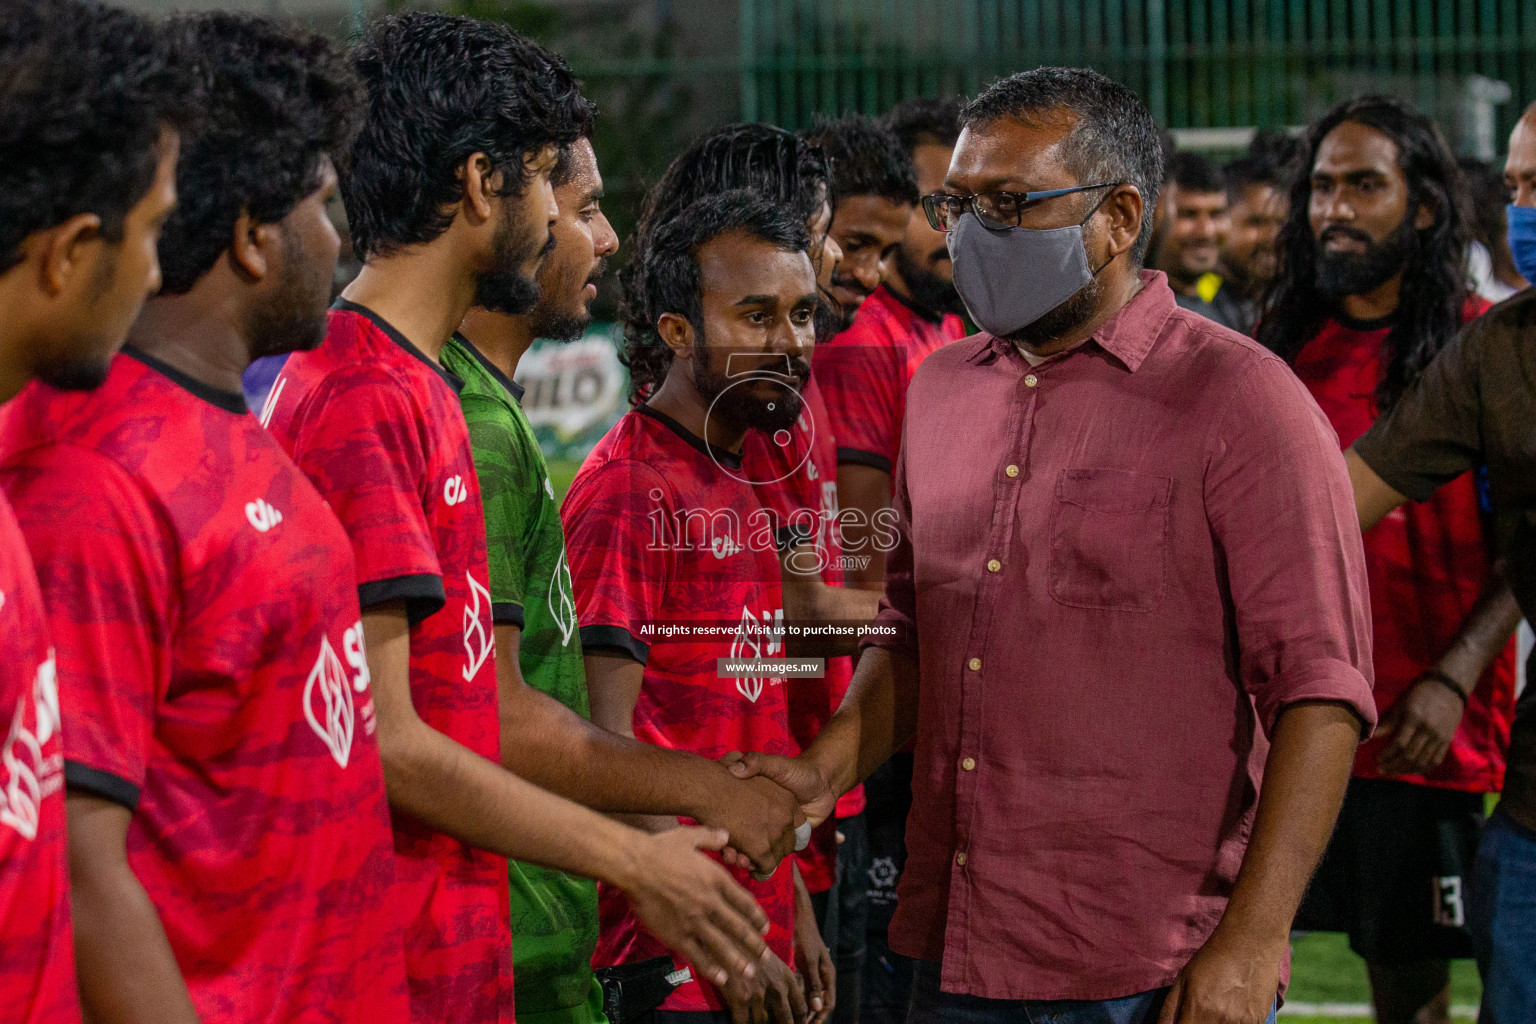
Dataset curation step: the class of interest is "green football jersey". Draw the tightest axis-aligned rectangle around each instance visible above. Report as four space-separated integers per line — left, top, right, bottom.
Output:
442 335 604 1024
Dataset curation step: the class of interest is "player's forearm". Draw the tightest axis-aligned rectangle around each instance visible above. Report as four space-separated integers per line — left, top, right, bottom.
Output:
1344 447 1410 531
501 682 739 820
835 464 891 588
807 645 917 797
68 843 198 1023
1433 565 1523 695
1215 700 1361 945
379 713 658 882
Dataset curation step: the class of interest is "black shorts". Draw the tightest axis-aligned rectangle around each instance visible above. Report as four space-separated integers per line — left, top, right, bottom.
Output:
1295 776 1485 965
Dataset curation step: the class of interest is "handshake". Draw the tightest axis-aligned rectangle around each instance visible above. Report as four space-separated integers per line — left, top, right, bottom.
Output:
710 750 839 877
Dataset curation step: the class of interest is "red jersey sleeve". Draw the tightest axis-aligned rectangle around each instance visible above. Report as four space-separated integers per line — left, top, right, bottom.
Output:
562 459 672 664
8 448 173 807
283 368 445 621
813 338 901 473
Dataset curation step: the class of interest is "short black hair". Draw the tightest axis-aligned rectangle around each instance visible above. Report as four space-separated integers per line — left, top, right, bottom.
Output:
0 0 191 272
885 96 963 155
1166 151 1225 194
550 101 599 189
1225 130 1301 201
343 12 589 260
961 67 1164 262
628 190 809 402
802 113 917 206
156 14 362 295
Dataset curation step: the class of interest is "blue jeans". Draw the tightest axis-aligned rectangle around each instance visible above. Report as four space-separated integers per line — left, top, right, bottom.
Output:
906 959 1277 1024
1469 807 1536 1024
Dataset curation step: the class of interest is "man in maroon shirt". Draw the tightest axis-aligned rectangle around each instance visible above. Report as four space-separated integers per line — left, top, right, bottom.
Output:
731 67 1376 1024
1260 97 1520 1024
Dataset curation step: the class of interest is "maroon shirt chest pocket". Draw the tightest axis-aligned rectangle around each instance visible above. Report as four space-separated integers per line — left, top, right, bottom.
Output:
1049 468 1172 612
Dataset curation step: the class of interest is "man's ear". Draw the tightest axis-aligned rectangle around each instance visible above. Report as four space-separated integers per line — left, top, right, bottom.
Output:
460 152 498 227
37 213 105 297
1414 199 1437 232
1105 184 1145 261
229 210 278 281
657 312 695 358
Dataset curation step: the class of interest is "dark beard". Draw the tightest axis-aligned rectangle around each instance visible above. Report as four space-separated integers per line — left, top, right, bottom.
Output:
692 331 807 434
1314 216 1415 299
892 245 963 318
250 230 330 358
473 210 547 316
35 356 110 392
529 257 607 342
1006 276 1102 349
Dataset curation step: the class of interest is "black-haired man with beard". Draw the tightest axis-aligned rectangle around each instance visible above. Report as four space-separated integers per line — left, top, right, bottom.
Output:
0 16 415 1023
564 191 819 1024
260 15 776 1024
1262 97 1520 1024
0 3 183 1020
450 129 805 1024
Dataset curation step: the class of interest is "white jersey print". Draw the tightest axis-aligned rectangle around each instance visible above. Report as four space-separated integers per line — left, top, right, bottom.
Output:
462 571 494 681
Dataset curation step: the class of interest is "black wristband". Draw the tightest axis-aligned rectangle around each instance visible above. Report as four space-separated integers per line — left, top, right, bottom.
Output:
1421 670 1469 706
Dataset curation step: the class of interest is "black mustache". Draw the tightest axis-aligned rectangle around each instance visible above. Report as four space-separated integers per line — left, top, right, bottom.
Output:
1318 225 1375 247
586 257 609 287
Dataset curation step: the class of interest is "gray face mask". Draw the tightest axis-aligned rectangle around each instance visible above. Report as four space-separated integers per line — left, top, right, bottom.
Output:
948 206 1106 338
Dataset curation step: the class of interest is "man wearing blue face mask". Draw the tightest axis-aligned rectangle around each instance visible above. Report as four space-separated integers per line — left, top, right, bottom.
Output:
728 67 1378 1024
1349 99 1536 1024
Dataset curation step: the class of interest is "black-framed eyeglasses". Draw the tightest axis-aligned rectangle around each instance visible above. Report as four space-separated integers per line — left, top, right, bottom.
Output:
921 182 1124 231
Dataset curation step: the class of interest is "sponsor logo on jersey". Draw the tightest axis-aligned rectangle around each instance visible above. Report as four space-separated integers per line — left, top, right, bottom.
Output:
303 636 355 768
443 475 468 506
711 534 743 560
462 572 494 681
245 498 284 533
302 621 373 767
0 651 62 841
548 551 577 647
728 607 784 703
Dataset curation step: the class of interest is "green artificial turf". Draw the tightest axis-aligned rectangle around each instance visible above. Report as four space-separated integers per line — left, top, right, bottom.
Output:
1287 931 1480 1019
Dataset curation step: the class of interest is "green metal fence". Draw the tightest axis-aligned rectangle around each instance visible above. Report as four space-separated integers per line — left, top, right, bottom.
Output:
732 0 1536 147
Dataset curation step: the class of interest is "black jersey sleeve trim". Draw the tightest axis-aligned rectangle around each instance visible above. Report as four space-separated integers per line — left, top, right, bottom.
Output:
333 299 465 393
357 574 447 625
835 447 892 474
580 624 649 665
493 602 525 628
65 761 140 810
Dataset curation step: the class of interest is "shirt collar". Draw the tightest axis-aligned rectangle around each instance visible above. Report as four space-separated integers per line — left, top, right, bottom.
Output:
451 333 526 403
965 269 1175 374
332 298 465 394
635 403 744 470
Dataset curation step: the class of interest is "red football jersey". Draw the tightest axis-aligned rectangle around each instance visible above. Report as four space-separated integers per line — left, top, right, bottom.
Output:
0 494 78 1024
811 284 966 473
562 405 797 1012
0 350 407 1022
742 377 859 893
262 302 512 1024
1293 306 1517 792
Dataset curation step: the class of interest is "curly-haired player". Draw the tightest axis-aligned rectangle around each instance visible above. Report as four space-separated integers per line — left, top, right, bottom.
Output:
260 16 777 1024
0 3 182 1021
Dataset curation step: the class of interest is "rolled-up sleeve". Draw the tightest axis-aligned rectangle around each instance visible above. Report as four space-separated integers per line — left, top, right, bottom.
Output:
863 443 918 658
1204 355 1376 737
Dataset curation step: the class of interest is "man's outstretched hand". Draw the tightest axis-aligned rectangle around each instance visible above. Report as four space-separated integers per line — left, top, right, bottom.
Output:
696 771 806 877
618 826 773 991
721 752 838 833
